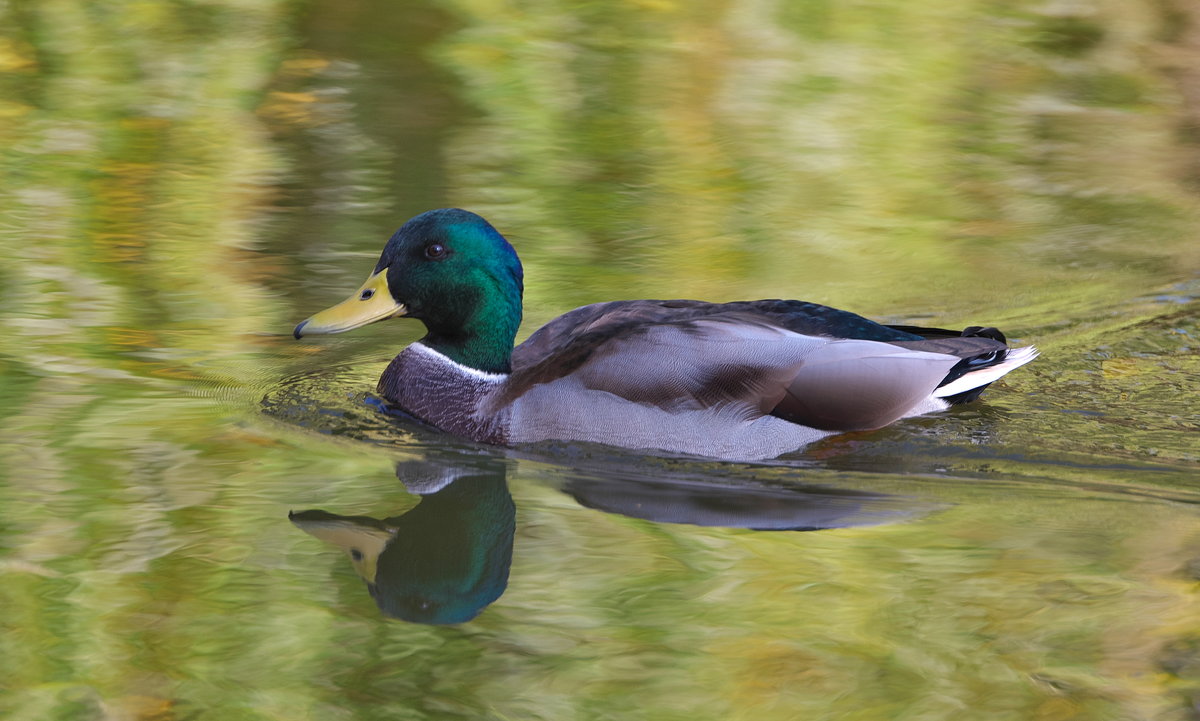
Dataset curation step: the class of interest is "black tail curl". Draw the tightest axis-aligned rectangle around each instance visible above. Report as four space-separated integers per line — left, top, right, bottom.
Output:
884 324 1011 405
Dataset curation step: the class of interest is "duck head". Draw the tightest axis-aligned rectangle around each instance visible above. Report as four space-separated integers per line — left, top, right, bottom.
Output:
294 209 525 374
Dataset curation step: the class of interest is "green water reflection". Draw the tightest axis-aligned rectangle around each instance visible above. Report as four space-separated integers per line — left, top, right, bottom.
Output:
292 453 517 625
289 449 927 625
1 0 1199 719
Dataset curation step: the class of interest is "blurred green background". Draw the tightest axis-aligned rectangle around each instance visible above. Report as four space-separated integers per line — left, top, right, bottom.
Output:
1 0 1198 719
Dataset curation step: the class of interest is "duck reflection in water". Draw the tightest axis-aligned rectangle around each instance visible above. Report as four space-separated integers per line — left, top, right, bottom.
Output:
291 455 515 625
291 451 928 625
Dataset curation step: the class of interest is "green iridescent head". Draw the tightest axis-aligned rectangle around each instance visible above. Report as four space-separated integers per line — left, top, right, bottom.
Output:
295 209 525 373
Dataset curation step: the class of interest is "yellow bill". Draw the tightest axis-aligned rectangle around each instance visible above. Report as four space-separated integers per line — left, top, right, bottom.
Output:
289 511 396 584
294 269 406 338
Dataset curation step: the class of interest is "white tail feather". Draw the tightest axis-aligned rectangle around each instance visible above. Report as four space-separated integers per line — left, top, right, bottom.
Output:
932 345 1039 398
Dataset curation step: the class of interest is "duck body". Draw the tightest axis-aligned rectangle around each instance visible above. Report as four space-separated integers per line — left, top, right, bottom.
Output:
296 209 1037 461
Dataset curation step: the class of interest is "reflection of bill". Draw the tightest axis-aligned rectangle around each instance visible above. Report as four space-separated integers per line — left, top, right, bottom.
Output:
291 457 514 625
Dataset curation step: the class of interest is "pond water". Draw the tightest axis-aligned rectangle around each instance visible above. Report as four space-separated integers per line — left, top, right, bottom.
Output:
2 1 1199 719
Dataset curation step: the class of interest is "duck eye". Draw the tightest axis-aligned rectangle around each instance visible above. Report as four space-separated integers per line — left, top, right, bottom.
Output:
350 549 364 561
424 243 448 260
359 289 375 300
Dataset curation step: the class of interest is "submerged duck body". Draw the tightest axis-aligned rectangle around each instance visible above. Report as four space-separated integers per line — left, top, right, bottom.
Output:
295 209 1037 460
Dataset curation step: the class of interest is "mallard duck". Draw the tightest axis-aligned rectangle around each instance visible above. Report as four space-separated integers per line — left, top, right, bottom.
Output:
294 209 1037 460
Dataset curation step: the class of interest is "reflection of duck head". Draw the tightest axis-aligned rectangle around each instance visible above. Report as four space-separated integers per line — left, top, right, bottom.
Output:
291 456 514 625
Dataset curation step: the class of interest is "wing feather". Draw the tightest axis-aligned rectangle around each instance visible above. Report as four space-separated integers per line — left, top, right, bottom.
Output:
773 343 961 430
505 314 962 432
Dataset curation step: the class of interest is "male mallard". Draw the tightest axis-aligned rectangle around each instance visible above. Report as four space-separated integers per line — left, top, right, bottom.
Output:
294 209 1037 460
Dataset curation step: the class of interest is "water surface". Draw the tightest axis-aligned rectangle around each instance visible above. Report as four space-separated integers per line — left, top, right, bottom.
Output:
1 1 1199 719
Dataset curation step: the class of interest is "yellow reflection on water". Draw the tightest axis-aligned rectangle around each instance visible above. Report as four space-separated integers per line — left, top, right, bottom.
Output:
0 0 1198 720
